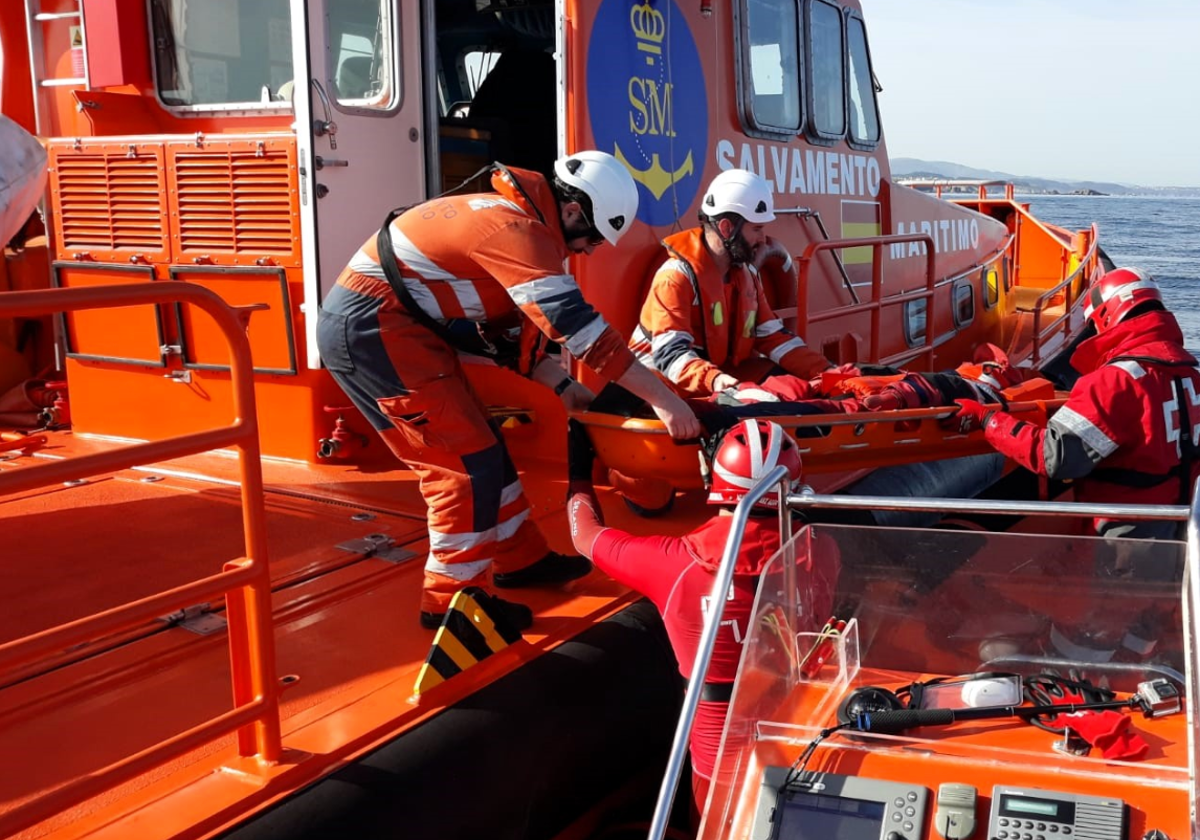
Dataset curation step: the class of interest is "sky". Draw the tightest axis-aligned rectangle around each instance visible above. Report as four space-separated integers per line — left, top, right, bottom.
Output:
863 0 1200 188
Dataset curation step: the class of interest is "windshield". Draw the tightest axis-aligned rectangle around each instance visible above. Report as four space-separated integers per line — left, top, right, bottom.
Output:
699 523 1195 839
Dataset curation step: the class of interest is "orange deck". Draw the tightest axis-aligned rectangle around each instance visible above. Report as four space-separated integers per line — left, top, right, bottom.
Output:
0 429 716 839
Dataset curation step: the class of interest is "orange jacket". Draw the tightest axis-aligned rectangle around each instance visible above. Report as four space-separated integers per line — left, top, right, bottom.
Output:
335 166 632 381
629 228 829 397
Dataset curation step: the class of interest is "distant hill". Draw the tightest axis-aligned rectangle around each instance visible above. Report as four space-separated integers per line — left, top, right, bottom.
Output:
890 158 1200 197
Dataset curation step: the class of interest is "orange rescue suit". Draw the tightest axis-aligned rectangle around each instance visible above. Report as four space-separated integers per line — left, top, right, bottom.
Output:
630 228 829 397
317 167 633 614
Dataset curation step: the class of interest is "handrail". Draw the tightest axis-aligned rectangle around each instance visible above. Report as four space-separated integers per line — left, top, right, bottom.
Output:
647 465 792 840
795 233 935 365
0 282 281 838
1026 224 1100 366
1187 479 1200 837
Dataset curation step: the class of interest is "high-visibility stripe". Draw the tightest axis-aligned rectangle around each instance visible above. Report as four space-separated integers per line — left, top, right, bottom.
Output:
424 555 491 579
507 274 577 308
389 226 456 280
768 336 807 363
755 318 785 337
1051 406 1118 457
413 587 523 695
563 314 609 357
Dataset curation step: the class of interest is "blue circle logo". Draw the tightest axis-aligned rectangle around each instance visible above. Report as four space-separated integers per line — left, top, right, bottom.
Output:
587 0 708 227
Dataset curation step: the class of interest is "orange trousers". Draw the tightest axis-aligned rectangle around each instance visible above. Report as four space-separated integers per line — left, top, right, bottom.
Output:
318 278 547 613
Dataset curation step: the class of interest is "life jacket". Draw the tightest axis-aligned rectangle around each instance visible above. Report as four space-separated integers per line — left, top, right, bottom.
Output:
659 228 763 370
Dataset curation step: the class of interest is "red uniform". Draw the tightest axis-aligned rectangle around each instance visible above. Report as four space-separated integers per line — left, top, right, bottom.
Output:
630 228 830 398
318 166 634 613
567 493 839 782
983 310 1200 537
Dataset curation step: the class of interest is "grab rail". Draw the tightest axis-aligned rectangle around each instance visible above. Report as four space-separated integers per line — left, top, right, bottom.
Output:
792 233 935 366
0 283 281 838
1026 225 1101 366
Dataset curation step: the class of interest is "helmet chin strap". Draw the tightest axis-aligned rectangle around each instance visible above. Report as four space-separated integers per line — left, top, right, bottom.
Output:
713 216 755 267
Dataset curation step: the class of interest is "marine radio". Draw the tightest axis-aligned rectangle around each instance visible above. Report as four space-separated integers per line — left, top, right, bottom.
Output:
987 786 1127 840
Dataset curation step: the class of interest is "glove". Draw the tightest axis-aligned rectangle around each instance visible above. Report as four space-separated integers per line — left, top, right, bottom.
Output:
566 419 596 482
944 398 994 433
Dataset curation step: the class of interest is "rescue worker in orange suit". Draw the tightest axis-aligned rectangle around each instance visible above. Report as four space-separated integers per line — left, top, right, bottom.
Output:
317 151 701 630
952 268 1200 540
630 168 839 398
565 418 839 822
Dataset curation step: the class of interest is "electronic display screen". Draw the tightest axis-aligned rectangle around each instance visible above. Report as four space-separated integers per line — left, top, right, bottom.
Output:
776 792 886 840
999 795 1073 823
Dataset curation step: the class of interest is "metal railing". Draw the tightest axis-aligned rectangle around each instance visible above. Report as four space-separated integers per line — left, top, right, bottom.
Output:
647 473 1200 840
790 232 936 366
647 465 793 840
0 282 281 837
1023 224 1101 367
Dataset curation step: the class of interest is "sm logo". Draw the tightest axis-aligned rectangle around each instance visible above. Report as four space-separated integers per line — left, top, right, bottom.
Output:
588 0 708 226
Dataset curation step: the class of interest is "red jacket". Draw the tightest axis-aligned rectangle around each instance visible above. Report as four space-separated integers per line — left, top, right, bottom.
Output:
983 311 1200 534
568 493 839 779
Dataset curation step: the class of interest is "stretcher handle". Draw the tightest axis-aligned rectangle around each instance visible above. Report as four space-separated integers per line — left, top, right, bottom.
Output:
570 397 1066 436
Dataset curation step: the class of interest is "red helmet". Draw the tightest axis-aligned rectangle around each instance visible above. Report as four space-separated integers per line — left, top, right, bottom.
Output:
707 419 803 509
1084 267 1162 333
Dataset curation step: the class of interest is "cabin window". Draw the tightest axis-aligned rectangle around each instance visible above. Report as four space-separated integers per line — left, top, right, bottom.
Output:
328 0 401 113
953 280 975 327
738 0 803 136
151 0 294 108
846 15 880 147
983 266 1000 309
904 298 927 347
806 0 846 142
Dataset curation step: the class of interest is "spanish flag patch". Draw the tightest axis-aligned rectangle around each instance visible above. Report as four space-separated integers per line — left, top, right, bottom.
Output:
413 586 524 695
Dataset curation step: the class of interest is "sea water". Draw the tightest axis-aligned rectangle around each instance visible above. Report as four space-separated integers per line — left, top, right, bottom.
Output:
1021 195 1200 352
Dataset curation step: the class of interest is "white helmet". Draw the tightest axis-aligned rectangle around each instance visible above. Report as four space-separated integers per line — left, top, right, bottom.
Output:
553 150 639 245
701 168 775 223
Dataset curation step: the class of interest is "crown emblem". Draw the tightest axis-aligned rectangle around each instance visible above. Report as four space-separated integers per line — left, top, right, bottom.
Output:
631 2 666 55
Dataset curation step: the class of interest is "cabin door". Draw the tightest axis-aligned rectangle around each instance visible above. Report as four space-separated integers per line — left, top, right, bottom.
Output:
290 0 426 367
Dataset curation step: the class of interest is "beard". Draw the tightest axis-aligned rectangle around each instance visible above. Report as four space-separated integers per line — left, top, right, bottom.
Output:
726 234 755 267
563 217 595 241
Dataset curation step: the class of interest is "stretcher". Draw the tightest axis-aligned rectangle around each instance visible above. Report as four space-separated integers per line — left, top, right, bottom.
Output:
572 397 1066 489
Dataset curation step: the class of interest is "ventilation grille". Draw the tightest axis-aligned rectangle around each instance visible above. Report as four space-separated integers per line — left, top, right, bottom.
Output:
55 153 166 254
174 150 295 254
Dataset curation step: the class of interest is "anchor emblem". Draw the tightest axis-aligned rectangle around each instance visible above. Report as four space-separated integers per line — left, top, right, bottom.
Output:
613 145 695 200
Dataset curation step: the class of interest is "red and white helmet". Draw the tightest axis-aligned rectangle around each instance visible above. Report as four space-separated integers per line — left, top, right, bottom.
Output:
707 419 803 509
1084 267 1162 333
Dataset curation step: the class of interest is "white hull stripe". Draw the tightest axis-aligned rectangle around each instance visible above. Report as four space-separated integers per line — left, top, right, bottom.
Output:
1051 406 1118 457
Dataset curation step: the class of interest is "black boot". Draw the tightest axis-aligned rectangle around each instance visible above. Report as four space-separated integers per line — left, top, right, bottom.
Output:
493 551 593 589
420 594 534 631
